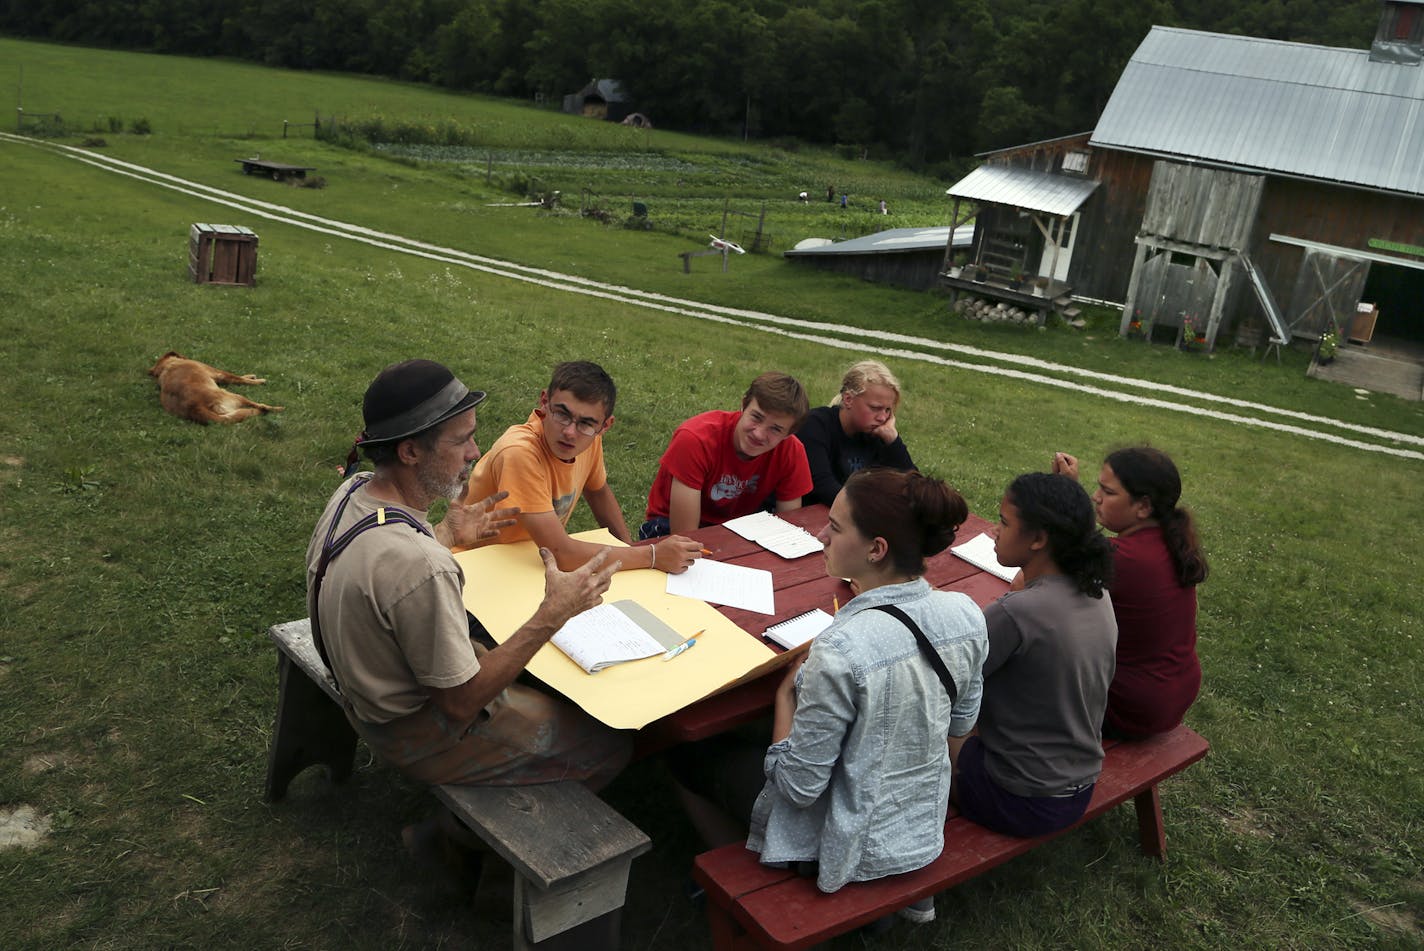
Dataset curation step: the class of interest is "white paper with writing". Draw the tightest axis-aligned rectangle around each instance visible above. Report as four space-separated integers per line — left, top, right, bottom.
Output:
666 558 776 614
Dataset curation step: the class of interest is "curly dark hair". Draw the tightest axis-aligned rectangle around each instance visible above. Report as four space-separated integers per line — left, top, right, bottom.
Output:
1006 472 1113 597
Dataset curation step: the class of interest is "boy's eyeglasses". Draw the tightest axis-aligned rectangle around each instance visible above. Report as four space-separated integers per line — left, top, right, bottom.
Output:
548 403 604 437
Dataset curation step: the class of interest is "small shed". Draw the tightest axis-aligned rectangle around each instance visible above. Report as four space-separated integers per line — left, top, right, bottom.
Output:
943 163 1100 304
784 225 973 291
563 79 633 122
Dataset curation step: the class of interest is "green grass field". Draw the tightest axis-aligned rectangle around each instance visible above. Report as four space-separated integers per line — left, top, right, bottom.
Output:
1 36 1421 950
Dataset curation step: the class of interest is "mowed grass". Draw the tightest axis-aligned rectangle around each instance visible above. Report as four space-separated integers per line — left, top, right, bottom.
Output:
1 38 1422 950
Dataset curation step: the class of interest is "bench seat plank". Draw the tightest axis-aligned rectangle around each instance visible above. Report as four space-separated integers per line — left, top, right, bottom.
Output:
434 783 650 891
694 726 1208 950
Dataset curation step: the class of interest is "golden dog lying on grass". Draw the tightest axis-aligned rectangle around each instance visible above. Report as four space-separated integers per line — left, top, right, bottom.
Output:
148 351 284 424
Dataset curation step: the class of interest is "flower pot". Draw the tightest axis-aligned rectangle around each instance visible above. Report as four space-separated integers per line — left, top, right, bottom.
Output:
948 267 963 279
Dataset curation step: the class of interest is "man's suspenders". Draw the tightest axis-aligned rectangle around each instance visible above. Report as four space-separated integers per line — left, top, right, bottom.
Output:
310 476 433 683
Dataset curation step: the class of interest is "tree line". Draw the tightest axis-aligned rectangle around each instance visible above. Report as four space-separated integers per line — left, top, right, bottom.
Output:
0 0 1382 168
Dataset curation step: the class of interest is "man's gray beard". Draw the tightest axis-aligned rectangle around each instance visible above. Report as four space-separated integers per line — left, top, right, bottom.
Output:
418 465 469 504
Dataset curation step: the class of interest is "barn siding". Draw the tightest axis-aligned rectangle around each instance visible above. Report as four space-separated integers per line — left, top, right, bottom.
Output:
794 250 947 291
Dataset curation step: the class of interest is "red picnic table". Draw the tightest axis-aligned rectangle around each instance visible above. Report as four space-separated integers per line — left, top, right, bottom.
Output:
633 505 1008 756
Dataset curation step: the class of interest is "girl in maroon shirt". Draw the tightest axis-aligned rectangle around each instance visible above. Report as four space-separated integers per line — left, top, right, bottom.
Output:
1054 447 1209 738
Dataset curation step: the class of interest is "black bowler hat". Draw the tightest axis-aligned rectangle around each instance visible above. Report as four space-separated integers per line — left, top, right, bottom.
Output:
359 359 486 445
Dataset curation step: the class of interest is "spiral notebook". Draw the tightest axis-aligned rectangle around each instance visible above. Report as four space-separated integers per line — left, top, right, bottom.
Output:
550 600 686 673
950 532 1018 583
763 608 834 649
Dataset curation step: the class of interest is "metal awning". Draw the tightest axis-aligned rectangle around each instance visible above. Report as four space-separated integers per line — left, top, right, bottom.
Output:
783 225 973 257
946 165 1100 217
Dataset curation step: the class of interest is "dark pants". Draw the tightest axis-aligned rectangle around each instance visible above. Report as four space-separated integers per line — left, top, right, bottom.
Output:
955 736 1093 837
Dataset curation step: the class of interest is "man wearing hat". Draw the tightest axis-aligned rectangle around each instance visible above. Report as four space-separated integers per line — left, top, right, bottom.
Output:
307 359 630 790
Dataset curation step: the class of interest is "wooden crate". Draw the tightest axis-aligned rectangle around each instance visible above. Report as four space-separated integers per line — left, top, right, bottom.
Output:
189 223 258 286
1348 301 1379 345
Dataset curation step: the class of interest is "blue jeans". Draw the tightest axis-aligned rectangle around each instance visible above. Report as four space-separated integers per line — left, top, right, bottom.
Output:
637 516 671 540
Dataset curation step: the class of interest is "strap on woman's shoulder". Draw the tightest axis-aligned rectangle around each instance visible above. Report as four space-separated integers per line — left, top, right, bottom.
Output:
870 603 958 703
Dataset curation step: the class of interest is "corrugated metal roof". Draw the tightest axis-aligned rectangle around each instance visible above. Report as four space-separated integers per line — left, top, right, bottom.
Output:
782 224 973 257
1091 26 1424 196
944 165 1101 217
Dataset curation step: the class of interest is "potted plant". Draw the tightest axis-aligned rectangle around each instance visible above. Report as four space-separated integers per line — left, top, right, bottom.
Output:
1031 276 1050 298
1179 316 1205 351
1317 327 1340 364
973 263 988 282
1009 268 1025 290
947 253 967 279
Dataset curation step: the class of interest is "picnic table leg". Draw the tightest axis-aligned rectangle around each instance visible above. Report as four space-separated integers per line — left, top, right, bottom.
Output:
704 901 757 951
1134 785 1168 860
263 653 358 801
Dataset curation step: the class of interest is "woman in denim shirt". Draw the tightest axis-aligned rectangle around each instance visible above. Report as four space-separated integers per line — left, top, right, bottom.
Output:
746 469 989 894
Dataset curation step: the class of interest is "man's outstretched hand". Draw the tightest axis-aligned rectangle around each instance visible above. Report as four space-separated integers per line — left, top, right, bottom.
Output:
535 546 618 629
441 490 520 549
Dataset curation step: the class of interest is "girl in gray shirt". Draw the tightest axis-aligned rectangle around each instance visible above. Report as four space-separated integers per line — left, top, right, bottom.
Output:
950 472 1117 837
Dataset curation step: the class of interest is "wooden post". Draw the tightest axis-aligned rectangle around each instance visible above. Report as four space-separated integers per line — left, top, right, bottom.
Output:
1120 241 1150 337
941 198 962 272
1046 216 1063 291
1206 255 1237 350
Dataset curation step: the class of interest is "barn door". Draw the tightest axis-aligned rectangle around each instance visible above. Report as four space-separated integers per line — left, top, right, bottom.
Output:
1135 252 1218 333
1286 250 1369 338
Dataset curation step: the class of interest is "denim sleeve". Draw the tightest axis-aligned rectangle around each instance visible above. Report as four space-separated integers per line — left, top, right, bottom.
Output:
948 656 984 737
763 646 857 808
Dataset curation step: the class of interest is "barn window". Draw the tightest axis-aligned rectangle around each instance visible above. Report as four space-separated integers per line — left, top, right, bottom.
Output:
1062 151 1090 174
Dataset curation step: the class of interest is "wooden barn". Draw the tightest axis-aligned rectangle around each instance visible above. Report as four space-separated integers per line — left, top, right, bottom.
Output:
562 79 633 122
944 1 1424 357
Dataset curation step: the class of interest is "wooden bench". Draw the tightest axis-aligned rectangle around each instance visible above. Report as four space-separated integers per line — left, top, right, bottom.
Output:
264 619 650 950
692 725 1209 950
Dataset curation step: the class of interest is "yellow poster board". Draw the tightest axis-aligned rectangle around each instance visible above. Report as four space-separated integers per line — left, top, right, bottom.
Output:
454 531 778 729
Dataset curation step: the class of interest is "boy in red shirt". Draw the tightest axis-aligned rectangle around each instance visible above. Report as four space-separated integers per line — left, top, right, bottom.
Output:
641 372 813 537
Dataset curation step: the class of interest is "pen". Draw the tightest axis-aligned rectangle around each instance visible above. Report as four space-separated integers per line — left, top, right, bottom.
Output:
700 547 714 556
663 633 702 661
